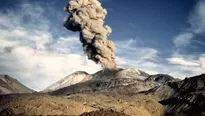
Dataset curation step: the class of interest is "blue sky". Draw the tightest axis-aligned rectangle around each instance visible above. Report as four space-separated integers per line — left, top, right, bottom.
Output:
0 0 204 91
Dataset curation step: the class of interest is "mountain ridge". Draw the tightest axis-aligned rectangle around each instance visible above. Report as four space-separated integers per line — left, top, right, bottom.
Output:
0 74 34 94
1 69 205 115
44 68 150 93
47 68 176 96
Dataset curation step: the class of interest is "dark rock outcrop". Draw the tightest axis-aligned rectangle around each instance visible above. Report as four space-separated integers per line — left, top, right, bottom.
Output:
147 74 180 84
159 74 205 115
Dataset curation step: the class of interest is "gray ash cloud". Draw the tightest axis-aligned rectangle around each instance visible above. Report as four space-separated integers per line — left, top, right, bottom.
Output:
64 0 117 69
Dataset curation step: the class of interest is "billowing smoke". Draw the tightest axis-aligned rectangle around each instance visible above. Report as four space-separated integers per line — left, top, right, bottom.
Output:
64 0 117 69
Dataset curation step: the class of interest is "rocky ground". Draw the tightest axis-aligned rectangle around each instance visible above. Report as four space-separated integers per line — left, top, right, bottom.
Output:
80 109 129 116
0 93 163 116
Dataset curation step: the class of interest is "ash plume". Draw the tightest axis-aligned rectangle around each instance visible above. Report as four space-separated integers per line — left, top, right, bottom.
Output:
64 0 117 69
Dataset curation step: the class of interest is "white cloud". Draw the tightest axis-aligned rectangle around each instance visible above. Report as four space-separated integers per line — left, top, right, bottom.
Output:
115 39 159 61
115 39 161 75
166 54 205 78
199 55 205 68
0 2 101 91
173 32 194 47
173 0 205 48
167 57 200 66
189 0 205 34
166 0 205 78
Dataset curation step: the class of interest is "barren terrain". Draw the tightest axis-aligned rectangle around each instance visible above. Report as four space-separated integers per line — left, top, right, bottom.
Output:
0 93 164 116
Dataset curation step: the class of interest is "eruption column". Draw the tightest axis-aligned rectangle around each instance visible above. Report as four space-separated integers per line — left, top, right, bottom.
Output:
64 0 117 69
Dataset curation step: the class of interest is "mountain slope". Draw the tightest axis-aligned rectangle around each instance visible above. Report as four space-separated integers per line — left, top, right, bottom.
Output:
48 68 166 95
44 68 151 93
156 74 205 115
43 71 91 92
141 74 181 100
147 74 180 84
0 75 34 94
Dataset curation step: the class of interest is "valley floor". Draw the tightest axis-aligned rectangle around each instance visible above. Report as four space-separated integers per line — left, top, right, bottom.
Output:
0 93 164 116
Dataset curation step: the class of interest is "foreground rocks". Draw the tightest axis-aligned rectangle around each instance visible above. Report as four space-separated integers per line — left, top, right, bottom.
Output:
80 109 129 116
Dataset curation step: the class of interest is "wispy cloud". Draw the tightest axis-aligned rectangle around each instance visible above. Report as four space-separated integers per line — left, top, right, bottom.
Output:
173 0 205 48
166 54 205 77
189 0 205 34
115 39 159 61
173 32 194 47
165 0 205 78
167 57 200 66
115 39 163 75
115 37 205 79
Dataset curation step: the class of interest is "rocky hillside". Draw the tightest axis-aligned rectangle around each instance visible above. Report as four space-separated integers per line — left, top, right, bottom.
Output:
0 75 34 94
45 69 205 115
48 68 176 96
48 68 150 95
158 74 205 115
147 74 180 84
141 74 181 100
44 68 150 93
141 73 205 115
